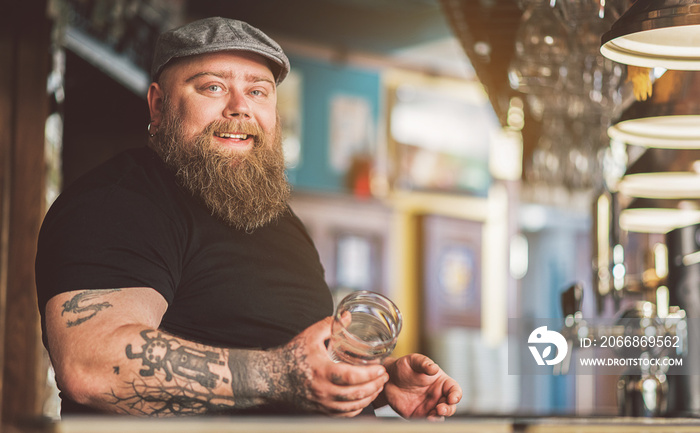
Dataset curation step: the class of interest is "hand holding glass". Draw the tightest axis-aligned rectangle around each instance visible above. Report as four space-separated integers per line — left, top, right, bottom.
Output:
327 291 402 365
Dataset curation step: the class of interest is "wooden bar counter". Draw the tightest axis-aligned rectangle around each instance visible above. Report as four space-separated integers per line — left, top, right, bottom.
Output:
12 416 512 433
8 416 700 433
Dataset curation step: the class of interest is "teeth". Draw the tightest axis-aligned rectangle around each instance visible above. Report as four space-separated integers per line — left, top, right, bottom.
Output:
215 132 249 139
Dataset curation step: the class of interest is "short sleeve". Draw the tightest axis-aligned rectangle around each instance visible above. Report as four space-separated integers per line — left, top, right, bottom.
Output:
35 181 184 313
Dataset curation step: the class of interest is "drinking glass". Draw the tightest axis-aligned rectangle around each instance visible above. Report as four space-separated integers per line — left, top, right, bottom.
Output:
508 0 570 94
327 291 402 365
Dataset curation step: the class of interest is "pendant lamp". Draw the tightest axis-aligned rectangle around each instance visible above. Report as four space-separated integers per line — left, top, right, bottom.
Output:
601 0 700 70
608 70 700 148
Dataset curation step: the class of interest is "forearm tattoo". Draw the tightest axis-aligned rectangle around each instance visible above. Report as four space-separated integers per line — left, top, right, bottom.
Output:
115 329 235 415
126 330 228 388
227 336 326 413
112 329 323 415
60 289 121 327
115 330 328 415
108 377 234 416
227 347 304 410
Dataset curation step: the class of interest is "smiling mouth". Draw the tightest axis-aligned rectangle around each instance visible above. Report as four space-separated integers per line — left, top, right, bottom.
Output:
214 131 252 140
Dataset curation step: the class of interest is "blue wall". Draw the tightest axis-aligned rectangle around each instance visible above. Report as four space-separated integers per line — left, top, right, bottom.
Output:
285 55 381 192
519 205 592 413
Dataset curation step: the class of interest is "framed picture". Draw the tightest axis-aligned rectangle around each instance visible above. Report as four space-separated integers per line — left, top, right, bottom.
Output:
329 94 374 174
287 192 392 306
330 231 383 304
277 69 303 169
423 214 483 331
383 70 500 197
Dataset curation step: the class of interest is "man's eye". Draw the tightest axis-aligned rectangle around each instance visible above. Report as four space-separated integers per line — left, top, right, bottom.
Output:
251 90 264 96
207 84 223 92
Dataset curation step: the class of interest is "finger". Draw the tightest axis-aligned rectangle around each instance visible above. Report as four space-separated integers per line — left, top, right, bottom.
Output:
328 388 383 416
329 363 387 386
408 353 439 375
319 368 386 411
422 406 445 422
311 374 384 417
329 372 388 404
436 401 458 417
332 380 383 402
443 380 463 404
338 310 352 327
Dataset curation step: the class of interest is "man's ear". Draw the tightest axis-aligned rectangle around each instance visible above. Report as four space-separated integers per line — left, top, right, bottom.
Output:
147 82 165 126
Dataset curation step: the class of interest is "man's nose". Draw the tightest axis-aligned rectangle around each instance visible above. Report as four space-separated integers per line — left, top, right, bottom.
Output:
224 92 251 118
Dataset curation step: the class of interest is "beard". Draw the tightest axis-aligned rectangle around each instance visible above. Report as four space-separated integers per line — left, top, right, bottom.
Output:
150 99 291 232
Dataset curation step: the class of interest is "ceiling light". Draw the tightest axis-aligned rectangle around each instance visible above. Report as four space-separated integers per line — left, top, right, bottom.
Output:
618 172 700 199
619 196 700 233
620 208 700 233
600 0 700 70
608 70 700 148
609 116 700 148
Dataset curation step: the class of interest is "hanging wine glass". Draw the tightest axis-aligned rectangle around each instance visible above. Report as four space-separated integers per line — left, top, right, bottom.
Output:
508 0 571 95
561 0 625 118
529 115 568 186
557 0 626 29
565 54 624 117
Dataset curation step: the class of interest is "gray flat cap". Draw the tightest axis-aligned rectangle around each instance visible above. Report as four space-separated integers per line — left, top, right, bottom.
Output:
151 17 290 85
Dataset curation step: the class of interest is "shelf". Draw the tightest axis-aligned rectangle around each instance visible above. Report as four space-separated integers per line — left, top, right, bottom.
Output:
63 26 150 97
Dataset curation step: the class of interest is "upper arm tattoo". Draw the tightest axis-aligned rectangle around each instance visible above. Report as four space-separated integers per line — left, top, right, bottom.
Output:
60 289 121 327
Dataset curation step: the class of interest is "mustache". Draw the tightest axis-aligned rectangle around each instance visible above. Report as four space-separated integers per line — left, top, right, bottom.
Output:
203 119 265 142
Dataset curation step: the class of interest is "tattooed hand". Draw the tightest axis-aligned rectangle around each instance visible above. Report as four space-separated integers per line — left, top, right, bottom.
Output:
269 317 389 416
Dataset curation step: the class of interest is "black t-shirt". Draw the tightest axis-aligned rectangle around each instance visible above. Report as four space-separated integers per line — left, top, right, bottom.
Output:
35 147 335 413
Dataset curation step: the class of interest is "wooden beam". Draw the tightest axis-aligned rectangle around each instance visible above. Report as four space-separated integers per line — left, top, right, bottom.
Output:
0 2 15 426
1 0 51 424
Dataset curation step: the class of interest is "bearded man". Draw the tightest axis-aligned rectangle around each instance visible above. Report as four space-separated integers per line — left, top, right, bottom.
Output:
35 17 461 418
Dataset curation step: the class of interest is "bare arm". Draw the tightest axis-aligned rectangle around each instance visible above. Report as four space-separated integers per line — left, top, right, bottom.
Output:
45 288 388 416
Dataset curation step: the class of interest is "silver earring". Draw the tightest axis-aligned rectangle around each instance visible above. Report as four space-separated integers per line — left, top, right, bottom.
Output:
148 122 156 137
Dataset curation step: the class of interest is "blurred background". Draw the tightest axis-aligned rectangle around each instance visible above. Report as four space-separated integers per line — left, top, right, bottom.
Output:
5 0 700 426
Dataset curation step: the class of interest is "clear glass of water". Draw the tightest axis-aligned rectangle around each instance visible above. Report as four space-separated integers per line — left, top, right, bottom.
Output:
327 291 402 365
